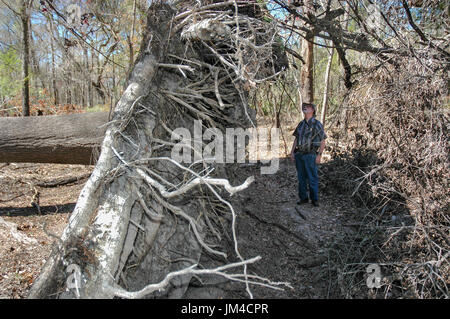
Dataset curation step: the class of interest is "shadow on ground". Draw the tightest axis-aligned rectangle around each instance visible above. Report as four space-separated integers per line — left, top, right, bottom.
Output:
0 203 76 217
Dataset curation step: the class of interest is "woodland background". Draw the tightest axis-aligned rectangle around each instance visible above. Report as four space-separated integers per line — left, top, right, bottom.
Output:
0 0 448 299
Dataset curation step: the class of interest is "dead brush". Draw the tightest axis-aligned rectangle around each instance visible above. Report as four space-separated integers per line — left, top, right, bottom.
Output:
327 53 449 298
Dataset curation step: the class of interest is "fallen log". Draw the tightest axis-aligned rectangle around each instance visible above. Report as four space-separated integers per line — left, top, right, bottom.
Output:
0 112 109 165
34 172 93 188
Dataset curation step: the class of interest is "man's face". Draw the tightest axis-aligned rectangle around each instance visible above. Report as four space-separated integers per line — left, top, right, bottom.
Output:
302 105 314 115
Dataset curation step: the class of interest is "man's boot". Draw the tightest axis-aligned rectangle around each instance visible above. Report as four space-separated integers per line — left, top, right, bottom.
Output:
297 199 309 205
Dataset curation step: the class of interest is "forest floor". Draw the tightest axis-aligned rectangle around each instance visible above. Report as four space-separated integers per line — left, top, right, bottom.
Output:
0 156 368 299
0 163 91 298
214 158 362 299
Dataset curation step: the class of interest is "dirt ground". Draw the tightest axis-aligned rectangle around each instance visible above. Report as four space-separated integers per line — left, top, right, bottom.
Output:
0 163 92 298
220 158 359 299
0 157 360 299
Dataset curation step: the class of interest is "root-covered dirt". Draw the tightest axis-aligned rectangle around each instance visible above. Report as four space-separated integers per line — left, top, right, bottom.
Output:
0 158 361 299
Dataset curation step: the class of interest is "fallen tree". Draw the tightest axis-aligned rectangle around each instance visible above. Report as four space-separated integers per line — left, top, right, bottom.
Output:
0 112 108 165
28 1 290 299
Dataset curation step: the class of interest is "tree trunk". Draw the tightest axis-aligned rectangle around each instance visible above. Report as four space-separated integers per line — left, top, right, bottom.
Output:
65 64 72 105
89 47 95 108
28 2 286 299
300 0 315 104
112 55 117 108
50 19 59 106
320 46 334 125
128 0 137 74
300 37 314 103
84 48 92 108
21 0 30 117
28 17 44 93
0 112 108 164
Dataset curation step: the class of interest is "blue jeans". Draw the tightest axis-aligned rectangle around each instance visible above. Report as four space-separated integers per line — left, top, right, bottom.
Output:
294 152 319 202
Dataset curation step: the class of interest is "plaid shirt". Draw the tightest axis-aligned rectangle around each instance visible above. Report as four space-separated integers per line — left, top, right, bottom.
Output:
292 117 327 153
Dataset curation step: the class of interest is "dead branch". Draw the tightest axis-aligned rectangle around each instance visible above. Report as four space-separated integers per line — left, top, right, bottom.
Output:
34 173 92 188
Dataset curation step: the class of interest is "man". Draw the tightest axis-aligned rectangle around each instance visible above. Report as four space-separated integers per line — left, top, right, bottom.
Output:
290 103 327 207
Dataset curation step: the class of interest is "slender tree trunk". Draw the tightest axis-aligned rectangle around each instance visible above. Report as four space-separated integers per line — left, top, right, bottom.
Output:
300 0 315 104
94 48 103 104
28 17 44 93
112 55 117 108
65 62 72 105
128 0 137 73
21 0 30 117
81 83 86 108
321 46 334 125
340 1 351 132
65 78 71 105
84 48 92 108
50 19 59 106
300 37 314 103
51 43 58 106
90 47 95 107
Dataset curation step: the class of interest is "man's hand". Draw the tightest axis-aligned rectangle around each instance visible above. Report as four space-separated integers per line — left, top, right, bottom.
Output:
315 154 322 164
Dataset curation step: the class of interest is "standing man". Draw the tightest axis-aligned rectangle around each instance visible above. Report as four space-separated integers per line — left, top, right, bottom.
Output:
290 103 327 207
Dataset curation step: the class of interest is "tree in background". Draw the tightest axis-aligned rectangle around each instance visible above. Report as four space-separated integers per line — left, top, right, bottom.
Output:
20 0 31 116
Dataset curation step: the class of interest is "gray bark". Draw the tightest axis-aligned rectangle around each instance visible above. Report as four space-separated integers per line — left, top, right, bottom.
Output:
320 46 334 126
0 112 108 164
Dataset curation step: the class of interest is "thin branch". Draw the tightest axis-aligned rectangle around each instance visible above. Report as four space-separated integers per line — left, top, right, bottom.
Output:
401 0 450 60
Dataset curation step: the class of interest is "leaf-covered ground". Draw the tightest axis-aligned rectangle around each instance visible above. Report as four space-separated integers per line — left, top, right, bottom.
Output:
0 163 91 298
